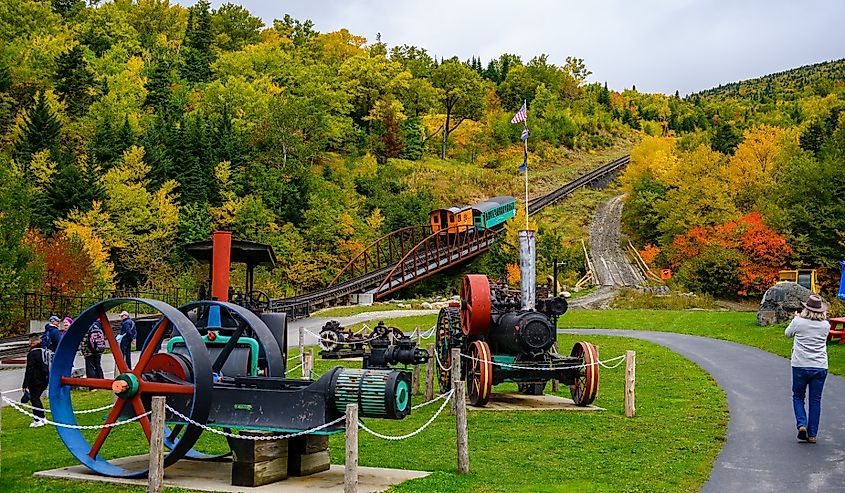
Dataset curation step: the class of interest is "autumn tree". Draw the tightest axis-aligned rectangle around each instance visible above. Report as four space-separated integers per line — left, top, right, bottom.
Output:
431 59 484 159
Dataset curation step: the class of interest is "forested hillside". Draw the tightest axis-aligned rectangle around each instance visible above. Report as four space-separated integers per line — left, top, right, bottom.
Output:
1 0 842 328
622 59 845 300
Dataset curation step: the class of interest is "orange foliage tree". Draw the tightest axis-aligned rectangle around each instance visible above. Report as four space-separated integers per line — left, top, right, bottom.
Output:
25 231 96 296
668 212 792 295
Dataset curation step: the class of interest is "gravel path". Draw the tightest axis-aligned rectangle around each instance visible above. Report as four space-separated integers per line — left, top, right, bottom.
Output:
588 195 644 288
561 328 845 492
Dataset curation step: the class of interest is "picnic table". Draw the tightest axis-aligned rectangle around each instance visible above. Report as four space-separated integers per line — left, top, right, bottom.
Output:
828 317 845 344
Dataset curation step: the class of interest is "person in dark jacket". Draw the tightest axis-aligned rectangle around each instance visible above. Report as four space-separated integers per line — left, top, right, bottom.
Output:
22 334 50 427
81 319 106 381
42 315 61 352
119 310 136 368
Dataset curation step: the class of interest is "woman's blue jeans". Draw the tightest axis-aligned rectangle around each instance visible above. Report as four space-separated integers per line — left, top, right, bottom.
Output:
792 366 827 437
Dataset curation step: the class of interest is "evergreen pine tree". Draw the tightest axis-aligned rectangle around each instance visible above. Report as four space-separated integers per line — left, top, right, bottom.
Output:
178 117 215 205
598 82 611 107
143 114 178 187
799 120 825 157
55 45 95 117
0 60 11 92
398 117 424 160
182 0 215 83
712 122 742 155
15 92 62 167
144 60 172 112
91 116 120 167
119 115 134 151
211 104 244 167
484 60 499 84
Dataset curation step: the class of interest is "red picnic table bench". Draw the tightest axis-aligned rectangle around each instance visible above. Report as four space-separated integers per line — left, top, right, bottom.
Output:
828 317 845 344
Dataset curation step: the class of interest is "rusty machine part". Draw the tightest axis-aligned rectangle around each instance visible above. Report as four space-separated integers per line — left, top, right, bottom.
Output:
319 321 430 369
436 274 599 407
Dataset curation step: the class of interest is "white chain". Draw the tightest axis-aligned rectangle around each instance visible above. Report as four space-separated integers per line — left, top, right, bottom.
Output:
411 391 451 410
286 363 303 374
4 398 114 415
433 348 452 371
357 389 453 441
3 396 151 429
599 357 627 369
459 352 625 371
353 324 370 335
164 404 346 440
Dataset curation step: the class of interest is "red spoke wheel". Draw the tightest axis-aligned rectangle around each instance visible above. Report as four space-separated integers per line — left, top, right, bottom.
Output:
570 341 599 406
466 341 493 407
435 307 461 393
49 298 212 478
460 274 491 336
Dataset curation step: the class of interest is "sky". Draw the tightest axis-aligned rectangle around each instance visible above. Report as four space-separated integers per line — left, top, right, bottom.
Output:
178 0 844 95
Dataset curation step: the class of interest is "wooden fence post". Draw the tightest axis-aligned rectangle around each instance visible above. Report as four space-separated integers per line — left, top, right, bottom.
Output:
303 350 314 379
299 327 306 378
147 396 166 493
344 404 358 493
624 350 636 418
425 343 435 401
450 348 461 416
454 380 469 474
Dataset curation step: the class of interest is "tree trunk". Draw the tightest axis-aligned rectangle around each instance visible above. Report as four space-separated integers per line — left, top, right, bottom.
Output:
441 108 451 160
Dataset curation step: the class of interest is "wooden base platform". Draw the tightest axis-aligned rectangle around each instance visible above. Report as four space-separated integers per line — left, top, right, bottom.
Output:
467 392 604 411
35 456 429 493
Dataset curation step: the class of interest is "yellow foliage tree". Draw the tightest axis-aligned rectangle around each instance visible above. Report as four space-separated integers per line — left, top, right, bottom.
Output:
622 136 678 194
56 201 118 291
726 125 788 212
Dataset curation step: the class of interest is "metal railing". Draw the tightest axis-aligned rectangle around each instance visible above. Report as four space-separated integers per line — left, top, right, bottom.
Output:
21 288 195 323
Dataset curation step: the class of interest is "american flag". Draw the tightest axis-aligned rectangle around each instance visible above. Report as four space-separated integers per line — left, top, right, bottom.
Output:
511 102 527 124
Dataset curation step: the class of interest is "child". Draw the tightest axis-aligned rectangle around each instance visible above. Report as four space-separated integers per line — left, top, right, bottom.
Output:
22 334 50 428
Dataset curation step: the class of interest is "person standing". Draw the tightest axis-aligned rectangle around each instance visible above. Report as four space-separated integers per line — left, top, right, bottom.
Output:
60 316 73 339
119 310 136 368
42 315 61 352
22 334 50 427
81 319 106 381
785 294 830 443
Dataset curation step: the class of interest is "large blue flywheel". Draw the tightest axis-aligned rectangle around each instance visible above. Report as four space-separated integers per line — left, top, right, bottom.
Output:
48 298 213 478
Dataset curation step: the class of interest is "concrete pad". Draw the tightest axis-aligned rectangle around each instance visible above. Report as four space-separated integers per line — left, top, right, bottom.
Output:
35 455 429 493
468 392 603 411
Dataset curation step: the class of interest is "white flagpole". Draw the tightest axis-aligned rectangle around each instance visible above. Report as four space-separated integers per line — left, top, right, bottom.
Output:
523 100 529 231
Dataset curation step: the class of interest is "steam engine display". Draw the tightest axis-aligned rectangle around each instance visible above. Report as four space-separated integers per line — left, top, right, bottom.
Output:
436 230 599 407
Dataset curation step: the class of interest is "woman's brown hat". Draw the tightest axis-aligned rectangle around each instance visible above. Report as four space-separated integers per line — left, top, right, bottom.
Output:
802 294 828 313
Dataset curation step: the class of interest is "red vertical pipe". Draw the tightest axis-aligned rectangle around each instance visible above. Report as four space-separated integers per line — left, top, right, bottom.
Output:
211 231 232 302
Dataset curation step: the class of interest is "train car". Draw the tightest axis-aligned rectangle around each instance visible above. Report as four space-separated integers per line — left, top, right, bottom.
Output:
429 206 474 234
471 195 516 230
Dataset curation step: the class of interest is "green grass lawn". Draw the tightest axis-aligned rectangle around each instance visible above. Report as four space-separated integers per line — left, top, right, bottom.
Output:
558 309 845 377
1 316 727 492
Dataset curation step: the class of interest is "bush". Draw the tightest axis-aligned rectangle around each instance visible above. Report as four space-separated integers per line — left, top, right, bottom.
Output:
673 246 743 299
611 288 719 310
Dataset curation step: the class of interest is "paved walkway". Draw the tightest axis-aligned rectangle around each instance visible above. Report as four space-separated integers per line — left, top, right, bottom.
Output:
561 329 845 493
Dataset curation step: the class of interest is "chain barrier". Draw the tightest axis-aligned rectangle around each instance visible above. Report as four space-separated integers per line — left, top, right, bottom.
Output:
357 389 454 441
459 352 625 371
165 404 345 441
411 391 451 410
3 398 113 415
3 396 151 429
285 363 303 375
433 349 452 371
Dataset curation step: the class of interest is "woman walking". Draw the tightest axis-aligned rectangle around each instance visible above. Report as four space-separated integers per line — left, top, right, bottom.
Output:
785 294 830 443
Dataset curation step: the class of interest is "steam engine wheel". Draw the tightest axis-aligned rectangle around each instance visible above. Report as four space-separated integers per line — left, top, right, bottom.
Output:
466 340 493 406
570 341 599 406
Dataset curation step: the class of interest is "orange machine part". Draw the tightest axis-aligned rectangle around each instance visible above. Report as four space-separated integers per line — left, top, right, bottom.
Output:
211 231 232 302
460 274 491 336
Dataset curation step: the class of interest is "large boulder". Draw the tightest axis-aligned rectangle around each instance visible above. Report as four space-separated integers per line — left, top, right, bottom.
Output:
757 282 813 326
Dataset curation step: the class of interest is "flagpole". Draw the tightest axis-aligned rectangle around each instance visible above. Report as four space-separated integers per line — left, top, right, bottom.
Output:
523 100 529 231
